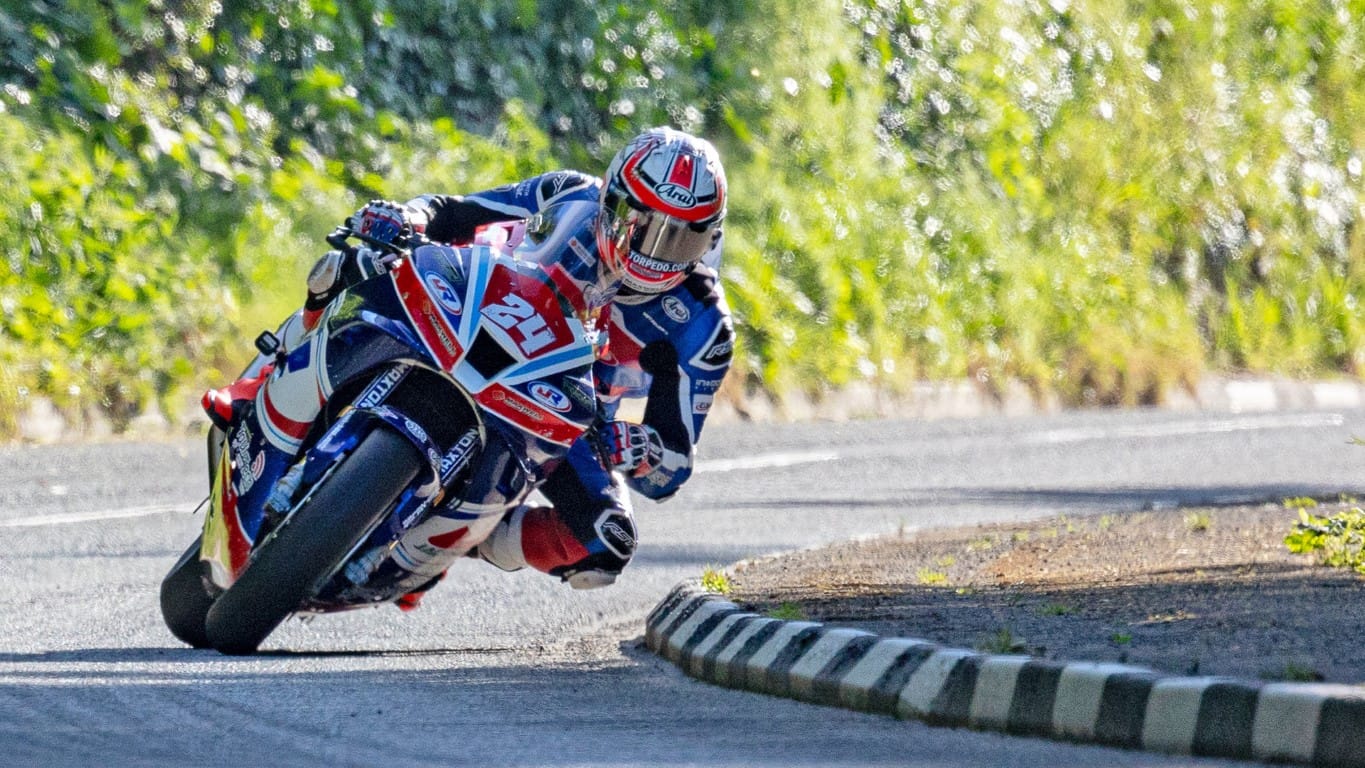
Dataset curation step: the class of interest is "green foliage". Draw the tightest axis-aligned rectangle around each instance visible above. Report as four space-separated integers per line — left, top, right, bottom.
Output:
1183 510 1212 533
1260 662 1325 683
1285 508 1365 573
916 567 948 586
3 0 1365 434
766 602 808 621
700 566 732 595
976 626 1032 655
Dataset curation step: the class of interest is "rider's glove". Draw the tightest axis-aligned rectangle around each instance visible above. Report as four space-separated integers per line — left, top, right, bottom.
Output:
598 420 664 478
304 245 398 311
347 199 429 244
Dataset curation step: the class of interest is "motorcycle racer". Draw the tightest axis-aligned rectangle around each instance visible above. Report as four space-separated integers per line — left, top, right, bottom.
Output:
363 127 734 596
206 127 733 602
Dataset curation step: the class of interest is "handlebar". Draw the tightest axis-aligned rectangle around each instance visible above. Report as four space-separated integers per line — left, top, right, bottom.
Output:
325 226 426 255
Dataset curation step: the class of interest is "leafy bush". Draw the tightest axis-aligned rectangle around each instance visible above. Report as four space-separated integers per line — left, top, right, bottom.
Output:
3 0 1365 436
1285 508 1365 574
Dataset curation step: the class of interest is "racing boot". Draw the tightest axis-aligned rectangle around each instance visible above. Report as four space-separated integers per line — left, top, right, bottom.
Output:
476 505 623 590
201 364 273 431
201 311 309 431
394 571 446 612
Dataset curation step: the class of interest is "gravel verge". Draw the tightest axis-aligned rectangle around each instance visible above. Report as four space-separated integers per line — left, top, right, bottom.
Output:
729 501 1365 684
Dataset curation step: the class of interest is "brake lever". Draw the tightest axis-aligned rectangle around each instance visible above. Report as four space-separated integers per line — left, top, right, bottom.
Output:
325 226 422 256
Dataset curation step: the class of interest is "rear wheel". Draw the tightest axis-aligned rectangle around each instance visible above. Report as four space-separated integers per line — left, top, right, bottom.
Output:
204 427 423 655
159 536 215 649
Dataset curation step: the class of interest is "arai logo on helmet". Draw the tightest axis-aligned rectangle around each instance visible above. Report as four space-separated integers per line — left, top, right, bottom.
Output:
655 183 697 209
528 381 572 413
423 272 463 315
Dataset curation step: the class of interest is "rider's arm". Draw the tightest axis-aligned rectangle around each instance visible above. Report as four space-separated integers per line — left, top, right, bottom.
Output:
410 171 600 244
626 271 734 501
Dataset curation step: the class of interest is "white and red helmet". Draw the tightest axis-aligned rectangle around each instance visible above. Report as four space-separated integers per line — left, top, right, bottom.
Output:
597 127 727 293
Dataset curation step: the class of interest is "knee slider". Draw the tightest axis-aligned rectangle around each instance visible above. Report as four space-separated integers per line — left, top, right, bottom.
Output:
564 569 617 590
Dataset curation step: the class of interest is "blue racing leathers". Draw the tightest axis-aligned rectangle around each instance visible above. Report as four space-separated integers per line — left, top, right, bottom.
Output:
408 172 733 587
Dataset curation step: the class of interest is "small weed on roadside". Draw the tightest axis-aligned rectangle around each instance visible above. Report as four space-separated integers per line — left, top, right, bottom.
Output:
1183 510 1212 532
700 566 732 595
1110 632 1133 646
976 627 1039 655
916 568 948 586
766 602 807 621
1284 496 1319 510
1285 507 1365 573
1260 662 1325 682
1038 603 1075 617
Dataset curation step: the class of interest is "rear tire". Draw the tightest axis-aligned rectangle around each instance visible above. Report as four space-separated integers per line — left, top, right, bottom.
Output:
159 536 215 649
204 428 423 655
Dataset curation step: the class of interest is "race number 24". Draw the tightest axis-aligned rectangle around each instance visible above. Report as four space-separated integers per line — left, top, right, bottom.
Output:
484 295 555 355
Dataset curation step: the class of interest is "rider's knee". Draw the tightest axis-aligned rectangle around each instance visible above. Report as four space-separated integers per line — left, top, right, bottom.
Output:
476 504 637 588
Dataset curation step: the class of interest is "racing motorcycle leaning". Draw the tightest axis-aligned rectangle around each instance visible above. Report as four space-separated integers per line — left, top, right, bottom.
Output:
159 201 622 654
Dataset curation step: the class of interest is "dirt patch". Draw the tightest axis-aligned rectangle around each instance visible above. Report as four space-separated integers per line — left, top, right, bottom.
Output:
728 502 1365 683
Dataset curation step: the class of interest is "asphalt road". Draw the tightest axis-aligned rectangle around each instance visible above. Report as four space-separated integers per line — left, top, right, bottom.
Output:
1 407 1361 767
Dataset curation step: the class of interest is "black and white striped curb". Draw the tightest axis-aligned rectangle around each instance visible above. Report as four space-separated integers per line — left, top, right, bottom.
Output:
646 582 1365 767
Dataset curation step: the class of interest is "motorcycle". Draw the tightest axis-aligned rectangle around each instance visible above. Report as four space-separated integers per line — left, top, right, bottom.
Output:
159 200 621 654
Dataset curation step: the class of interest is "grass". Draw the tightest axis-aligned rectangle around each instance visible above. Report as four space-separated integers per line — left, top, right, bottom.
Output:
1260 662 1325 683
1183 510 1213 533
766 602 808 621
1110 632 1133 646
1284 506 1365 573
975 627 1036 655
967 537 995 552
916 568 948 586
700 566 732 595
1038 603 1075 617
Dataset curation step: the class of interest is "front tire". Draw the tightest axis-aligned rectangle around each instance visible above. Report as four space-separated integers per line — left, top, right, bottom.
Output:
160 536 215 649
204 427 423 655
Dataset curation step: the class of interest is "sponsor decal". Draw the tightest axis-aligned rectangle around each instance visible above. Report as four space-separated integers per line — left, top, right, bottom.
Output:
693 395 713 414
541 171 589 203
694 377 724 392
528 381 573 413
702 337 732 362
655 182 697 209
403 417 431 445
632 253 688 274
502 394 547 421
567 236 594 268
440 432 480 480
423 272 463 315
601 520 636 550
356 366 407 408
661 295 690 323
230 426 257 494
692 318 735 371
423 305 459 356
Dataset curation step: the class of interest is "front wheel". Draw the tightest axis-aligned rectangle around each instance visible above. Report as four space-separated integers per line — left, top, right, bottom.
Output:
159 536 215 649
204 427 423 655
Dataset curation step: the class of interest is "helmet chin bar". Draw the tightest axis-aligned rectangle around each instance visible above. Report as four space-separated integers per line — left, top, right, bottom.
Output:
622 255 691 294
